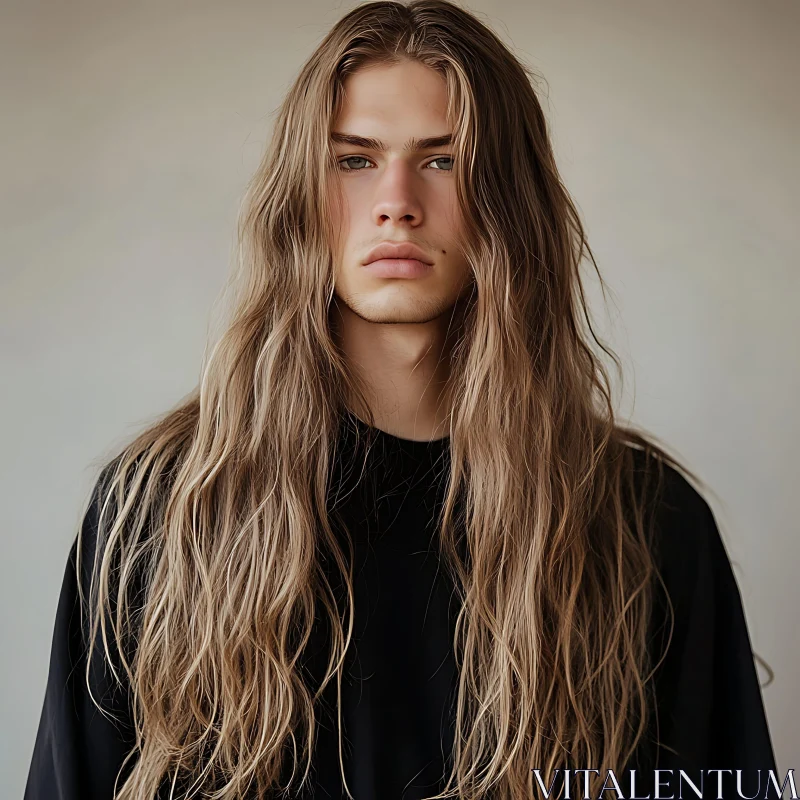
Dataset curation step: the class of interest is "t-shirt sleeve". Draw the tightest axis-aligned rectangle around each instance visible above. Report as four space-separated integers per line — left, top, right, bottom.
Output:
24 471 139 800
644 461 778 793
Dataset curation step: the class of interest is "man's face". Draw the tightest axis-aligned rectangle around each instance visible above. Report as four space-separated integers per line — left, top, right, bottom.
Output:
329 59 472 324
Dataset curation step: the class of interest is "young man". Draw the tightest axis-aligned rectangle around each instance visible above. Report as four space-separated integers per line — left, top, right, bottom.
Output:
25 1 778 799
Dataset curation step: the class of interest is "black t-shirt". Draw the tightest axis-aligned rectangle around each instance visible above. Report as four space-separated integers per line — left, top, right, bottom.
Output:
24 416 778 799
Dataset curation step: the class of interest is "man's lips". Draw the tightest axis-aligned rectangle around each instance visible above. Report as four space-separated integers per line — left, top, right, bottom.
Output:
362 240 434 266
362 257 433 279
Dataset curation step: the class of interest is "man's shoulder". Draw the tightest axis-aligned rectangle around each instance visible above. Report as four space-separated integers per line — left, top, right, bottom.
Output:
623 443 726 594
74 450 167 600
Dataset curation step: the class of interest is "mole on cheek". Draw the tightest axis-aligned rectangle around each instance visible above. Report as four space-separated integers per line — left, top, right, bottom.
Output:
442 249 447 254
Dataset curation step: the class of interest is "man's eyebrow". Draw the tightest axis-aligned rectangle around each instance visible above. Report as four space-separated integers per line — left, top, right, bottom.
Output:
330 132 453 151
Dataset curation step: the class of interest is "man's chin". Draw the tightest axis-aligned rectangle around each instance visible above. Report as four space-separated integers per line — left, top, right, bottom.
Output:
333 290 456 326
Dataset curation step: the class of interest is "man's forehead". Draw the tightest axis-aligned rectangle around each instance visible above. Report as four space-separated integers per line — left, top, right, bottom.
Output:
334 61 451 129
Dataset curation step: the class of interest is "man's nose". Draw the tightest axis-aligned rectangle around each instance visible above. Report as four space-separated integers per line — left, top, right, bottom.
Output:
371 159 424 227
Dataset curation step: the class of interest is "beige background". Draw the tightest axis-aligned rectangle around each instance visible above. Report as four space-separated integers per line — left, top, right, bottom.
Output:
2 0 797 793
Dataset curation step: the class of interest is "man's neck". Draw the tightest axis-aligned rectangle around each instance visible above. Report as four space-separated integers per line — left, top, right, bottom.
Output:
331 300 456 442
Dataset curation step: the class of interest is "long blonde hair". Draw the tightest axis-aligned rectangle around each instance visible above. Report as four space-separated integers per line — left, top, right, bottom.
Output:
78 2 732 798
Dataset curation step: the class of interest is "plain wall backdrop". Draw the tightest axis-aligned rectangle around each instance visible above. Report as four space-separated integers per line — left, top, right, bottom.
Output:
2 0 797 794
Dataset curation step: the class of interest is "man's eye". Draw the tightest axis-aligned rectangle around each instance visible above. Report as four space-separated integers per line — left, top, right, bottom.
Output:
338 156 373 171
428 157 454 171
337 155 453 171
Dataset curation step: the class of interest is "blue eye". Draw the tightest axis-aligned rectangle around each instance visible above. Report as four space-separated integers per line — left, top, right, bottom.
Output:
339 156 372 171
428 157 454 171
